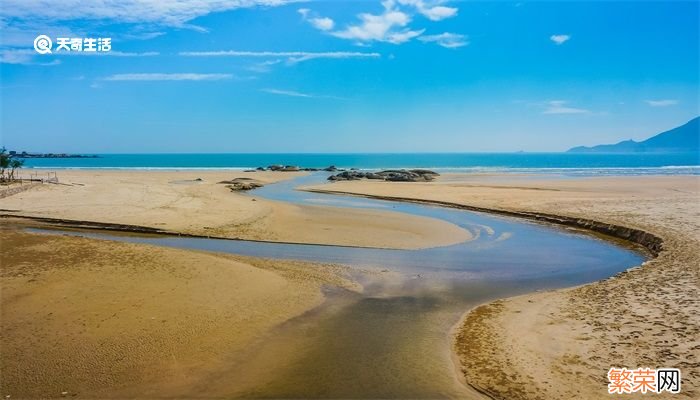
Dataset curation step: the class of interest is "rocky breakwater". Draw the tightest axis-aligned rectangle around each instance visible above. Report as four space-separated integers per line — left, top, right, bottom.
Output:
328 169 439 182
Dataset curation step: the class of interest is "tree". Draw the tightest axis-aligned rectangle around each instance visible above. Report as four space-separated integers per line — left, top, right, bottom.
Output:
0 147 9 182
9 159 24 181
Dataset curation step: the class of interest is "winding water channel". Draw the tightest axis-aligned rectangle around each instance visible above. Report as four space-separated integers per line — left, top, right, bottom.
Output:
29 173 646 398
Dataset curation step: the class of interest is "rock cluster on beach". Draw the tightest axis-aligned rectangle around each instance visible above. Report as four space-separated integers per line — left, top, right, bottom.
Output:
255 165 342 172
328 169 439 182
261 165 321 172
218 177 264 191
250 164 440 183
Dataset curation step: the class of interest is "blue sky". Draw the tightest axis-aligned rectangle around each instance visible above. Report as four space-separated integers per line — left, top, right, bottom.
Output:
1 0 698 153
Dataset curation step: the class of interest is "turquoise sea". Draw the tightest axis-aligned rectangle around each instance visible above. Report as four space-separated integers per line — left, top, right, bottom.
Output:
20 152 700 175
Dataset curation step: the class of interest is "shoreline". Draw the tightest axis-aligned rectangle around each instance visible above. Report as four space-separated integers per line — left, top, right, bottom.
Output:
302 188 663 255
0 215 422 251
305 175 699 399
17 165 700 178
300 186 669 398
0 169 471 250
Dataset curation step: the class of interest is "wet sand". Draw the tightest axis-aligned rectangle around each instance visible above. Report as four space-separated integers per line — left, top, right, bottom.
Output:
0 169 470 250
0 225 359 398
305 174 700 399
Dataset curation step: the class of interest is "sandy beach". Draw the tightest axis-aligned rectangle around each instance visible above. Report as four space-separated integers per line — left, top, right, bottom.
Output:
306 174 700 399
0 169 470 250
0 223 359 398
2 170 698 399
3 0 697 397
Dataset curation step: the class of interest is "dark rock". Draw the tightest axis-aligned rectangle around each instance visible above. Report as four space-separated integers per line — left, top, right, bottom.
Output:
218 177 264 191
327 169 439 183
384 172 416 182
327 170 366 181
409 169 439 177
226 182 263 191
323 165 338 172
256 167 266 171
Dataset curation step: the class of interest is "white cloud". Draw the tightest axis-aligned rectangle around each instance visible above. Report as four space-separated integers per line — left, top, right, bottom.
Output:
309 16 335 31
179 50 381 64
247 59 283 73
65 51 160 57
397 0 457 21
383 29 425 44
0 20 80 47
262 88 313 98
542 100 589 114
121 31 167 41
302 1 460 45
0 48 159 65
418 32 467 48
0 0 302 45
0 49 58 65
645 99 679 107
298 8 334 31
331 2 421 44
550 34 570 45
261 88 344 100
0 1 302 27
104 73 233 81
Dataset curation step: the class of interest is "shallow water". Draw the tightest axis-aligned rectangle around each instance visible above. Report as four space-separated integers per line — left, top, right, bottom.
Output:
28 173 647 398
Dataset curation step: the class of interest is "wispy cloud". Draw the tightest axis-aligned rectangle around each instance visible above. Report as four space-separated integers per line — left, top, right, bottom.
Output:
179 50 381 64
0 0 303 48
80 51 160 57
104 73 233 81
550 34 570 45
418 32 467 48
262 88 314 98
542 100 589 114
261 88 344 99
645 99 679 107
0 49 60 65
0 48 159 65
247 59 284 73
0 0 302 27
302 0 460 46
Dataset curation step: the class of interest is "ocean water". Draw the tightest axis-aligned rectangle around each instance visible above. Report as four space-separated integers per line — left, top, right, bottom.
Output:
20 152 700 175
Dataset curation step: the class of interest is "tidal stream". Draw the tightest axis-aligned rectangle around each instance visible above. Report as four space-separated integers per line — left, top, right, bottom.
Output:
28 173 645 398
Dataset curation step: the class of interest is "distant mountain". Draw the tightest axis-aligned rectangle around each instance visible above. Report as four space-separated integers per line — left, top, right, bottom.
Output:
567 117 700 153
